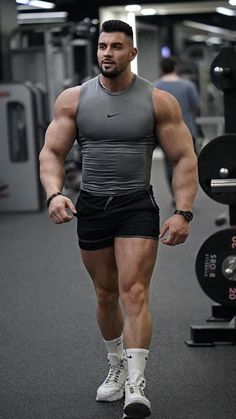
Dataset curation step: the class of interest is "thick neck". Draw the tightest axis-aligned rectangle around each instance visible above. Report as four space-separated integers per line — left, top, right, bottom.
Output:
100 70 134 92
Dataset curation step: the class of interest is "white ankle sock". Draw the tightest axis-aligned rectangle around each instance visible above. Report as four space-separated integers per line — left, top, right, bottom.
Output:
126 348 149 385
103 334 124 359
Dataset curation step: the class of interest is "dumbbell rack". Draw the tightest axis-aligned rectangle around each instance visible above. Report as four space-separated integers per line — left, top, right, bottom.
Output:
186 47 236 346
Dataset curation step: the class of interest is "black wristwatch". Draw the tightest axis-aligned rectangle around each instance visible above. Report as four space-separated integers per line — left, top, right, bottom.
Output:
174 209 193 222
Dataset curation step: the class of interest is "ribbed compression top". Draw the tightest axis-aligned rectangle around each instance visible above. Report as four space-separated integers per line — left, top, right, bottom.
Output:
76 74 157 196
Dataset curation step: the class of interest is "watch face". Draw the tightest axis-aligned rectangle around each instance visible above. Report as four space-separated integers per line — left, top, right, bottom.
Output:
185 211 193 221
174 210 193 221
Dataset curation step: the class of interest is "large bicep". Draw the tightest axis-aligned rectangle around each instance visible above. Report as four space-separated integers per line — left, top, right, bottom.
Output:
44 116 77 159
157 118 193 162
153 89 194 162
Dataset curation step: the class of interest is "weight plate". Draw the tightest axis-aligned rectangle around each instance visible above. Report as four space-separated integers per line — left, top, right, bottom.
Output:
210 47 236 91
196 229 236 307
198 134 236 205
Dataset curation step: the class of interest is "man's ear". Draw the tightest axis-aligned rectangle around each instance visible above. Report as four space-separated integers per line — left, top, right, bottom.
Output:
129 47 137 62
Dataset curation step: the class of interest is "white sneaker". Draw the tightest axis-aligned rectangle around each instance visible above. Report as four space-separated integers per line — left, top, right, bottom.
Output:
96 352 128 402
123 377 151 417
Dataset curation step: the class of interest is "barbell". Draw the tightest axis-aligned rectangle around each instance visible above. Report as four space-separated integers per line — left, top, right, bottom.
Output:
196 229 236 307
210 46 236 91
198 133 236 205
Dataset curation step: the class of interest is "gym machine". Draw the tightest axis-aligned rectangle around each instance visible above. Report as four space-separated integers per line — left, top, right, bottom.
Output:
0 83 45 212
186 47 236 346
7 19 98 197
9 18 98 119
9 23 76 120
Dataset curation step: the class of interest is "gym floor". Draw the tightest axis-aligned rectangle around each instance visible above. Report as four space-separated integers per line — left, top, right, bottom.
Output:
0 156 235 419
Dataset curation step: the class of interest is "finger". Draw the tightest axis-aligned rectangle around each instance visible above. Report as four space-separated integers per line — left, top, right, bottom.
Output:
49 207 73 224
58 207 74 222
175 234 188 245
161 229 180 245
159 224 169 239
66 198 77 215
167 233 188 246
162 236 176 245
49 212 62 224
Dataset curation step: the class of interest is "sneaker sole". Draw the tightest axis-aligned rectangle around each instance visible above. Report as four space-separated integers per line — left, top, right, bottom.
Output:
124 402 151 417
96 388 124 402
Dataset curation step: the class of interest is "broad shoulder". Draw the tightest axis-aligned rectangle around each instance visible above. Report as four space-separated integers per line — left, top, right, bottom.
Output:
152 87 182 121
54 86 81 117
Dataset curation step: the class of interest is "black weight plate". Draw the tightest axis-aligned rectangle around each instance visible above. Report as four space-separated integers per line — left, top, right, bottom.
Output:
196 229 236 307
210 47 236 91
198 134 236 205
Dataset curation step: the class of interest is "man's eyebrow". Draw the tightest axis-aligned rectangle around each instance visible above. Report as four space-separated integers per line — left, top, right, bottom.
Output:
98 42 124 46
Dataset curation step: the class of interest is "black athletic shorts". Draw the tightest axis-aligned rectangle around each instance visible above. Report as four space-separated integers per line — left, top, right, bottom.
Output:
75 186 160 251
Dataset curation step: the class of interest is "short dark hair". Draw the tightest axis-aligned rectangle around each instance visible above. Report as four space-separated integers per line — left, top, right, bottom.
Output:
160 57 177 74
101 20 133 41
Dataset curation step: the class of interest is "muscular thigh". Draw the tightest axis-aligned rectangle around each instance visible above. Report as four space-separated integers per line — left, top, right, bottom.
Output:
114 237 158 292
80 246 119 292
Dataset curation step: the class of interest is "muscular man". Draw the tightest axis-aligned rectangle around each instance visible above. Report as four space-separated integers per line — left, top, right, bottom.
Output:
39 20 198 418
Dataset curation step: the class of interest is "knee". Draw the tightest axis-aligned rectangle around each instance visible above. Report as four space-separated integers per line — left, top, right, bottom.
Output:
120 283 148 314
96 287 120 308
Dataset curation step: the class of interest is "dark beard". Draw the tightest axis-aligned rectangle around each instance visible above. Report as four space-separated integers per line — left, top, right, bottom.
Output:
100 68 118 78
99 60 129 78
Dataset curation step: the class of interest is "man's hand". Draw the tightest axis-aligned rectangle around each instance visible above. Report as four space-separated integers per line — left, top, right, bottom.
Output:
48 195 77 224
159 214 190 246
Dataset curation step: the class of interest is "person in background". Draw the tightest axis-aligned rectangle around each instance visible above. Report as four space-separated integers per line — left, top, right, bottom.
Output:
155 56 200 201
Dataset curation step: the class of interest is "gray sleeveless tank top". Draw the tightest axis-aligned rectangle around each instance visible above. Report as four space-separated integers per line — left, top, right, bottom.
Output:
76 74 157 196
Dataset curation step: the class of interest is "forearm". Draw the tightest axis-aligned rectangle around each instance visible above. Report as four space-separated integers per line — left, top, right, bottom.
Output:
172 153 198 210
39 149 65 198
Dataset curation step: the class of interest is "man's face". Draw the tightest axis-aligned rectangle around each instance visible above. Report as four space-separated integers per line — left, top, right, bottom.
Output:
97 31 137 78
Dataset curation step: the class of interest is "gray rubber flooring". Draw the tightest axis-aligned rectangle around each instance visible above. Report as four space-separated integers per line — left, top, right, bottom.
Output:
0 158 236 419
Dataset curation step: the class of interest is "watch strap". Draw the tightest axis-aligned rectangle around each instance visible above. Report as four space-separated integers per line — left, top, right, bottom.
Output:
174 209 193 221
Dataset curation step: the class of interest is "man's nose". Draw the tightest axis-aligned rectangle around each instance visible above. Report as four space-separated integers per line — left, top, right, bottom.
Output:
104 47 112 56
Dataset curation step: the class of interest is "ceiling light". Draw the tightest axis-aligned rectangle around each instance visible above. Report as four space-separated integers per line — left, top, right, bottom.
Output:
17 11 67 23
16 1 55 8
29 1 55 8
207 36 222 45
216 7 235 16
125 5 141 12
156 9 168 15
229 0 236 5
191 35 207 42
140 8 156 16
